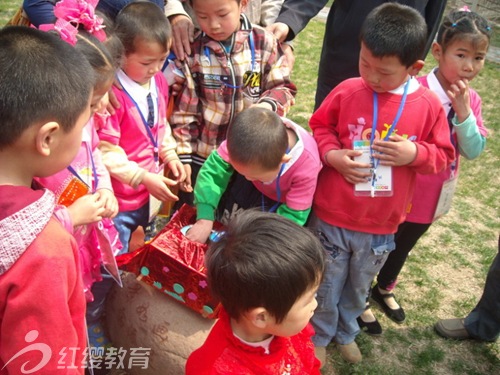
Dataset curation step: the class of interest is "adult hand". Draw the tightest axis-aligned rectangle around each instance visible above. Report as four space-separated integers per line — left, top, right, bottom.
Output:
169 14 194 61
266 22 290 43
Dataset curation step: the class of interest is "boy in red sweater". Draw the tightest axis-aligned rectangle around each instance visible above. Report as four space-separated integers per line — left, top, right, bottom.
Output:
0 27 94 374
308 3 455 366
186 210 325 374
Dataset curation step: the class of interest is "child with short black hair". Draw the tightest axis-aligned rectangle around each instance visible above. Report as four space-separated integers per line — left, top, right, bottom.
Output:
36 27 123 351
363 7 492 332
98 0 187 254
186 106 321 243
0 26 93 373
170 0 296 205
308 3 455 365
186 210 325 374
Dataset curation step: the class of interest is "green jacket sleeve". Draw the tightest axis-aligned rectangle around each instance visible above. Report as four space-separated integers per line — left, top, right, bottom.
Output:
452 112 486 160
194 151 234 221
277 204 311 226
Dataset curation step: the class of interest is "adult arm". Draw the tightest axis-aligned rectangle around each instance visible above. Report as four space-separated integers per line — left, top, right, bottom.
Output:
274 0 329 41
423 0 448 57
23 0 57 27
165 0 194 60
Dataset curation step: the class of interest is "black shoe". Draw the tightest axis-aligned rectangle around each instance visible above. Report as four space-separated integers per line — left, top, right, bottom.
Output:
357 313 382 336
370 284 406 324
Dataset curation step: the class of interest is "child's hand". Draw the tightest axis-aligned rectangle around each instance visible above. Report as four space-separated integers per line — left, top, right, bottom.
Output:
96 188 119 218
372 134 417 166
326 149 371 184
142 172 179 202
186 219 214 244
67 193 106 227
167 159 187 183
447 78 471 123
179 164 193 193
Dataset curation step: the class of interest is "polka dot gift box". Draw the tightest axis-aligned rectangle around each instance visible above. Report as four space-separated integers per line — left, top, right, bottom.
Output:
116 204 222 318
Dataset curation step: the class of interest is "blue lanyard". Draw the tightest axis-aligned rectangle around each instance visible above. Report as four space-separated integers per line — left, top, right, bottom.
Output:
262 148 289 213
204 32 256 89
67 142 98 193
118 77 159 162
369 79 410 193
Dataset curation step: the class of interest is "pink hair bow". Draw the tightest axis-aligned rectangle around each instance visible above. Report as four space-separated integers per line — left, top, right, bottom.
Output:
459 5 471 12
39 0 106 44
39 18 79 45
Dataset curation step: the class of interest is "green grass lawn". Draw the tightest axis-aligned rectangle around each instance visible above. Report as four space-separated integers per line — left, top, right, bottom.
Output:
1 4 498 375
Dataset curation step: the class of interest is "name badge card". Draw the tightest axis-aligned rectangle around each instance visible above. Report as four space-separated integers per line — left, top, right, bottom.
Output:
433 176 458 220
353 140 393 197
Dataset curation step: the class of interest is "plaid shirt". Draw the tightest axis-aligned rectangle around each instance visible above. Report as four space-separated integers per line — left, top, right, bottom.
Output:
170 14 297 162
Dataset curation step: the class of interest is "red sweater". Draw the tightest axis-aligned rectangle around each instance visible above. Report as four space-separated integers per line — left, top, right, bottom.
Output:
0 186 86 374
186 309 320 375
310 78 455 234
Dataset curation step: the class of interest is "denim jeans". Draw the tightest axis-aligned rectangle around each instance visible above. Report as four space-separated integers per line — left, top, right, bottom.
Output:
112 203 150 255
308 213 395 346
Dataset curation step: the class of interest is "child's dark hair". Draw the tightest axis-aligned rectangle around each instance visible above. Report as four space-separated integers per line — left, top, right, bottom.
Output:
360 3 427 67
97 11 125 74
207 210 325 324
75 31 118 92
226 107 287 170
0 27 93 150
115 0 172 55
189 0 241 5
436 9 492 52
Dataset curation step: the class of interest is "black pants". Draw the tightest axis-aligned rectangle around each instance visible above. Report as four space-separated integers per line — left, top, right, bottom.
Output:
376 221 431 289
464 238 500 342
217 173 276 224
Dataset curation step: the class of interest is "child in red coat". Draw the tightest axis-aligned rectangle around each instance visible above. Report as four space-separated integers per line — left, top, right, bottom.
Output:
186 210 325 374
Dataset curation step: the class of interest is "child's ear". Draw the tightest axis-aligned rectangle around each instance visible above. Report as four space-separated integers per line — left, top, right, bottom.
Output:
247 307 272 329
409 59 425 76
35 122 60 157
240 0 249 10
431 41 443 61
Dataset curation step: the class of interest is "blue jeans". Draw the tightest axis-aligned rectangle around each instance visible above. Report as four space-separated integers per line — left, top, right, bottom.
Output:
308 213 395 346
113 203 151 255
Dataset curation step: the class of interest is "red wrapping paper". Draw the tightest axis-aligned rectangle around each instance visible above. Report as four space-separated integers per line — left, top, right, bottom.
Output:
116 204 221 318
